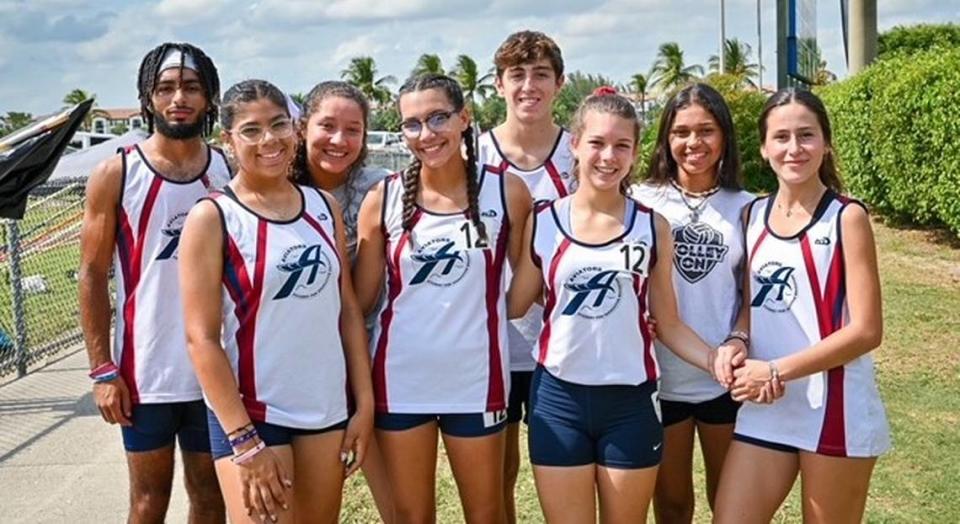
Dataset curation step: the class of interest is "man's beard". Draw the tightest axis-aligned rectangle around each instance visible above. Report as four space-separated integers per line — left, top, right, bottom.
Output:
154 112 206 140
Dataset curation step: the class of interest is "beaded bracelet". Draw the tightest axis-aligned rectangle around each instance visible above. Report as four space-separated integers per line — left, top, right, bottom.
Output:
226 423 254 439
232 441 266 465
229 428 259 450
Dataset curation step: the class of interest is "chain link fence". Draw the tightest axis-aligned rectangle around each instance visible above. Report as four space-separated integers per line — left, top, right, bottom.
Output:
0 150 412 380
1 180 86 377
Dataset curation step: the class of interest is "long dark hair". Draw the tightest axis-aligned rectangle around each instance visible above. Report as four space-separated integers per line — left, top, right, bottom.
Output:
569 86 640 195
290 81 371 187
758 88 842 192
396 73 486 242
644 83 742 189
137 42 220 136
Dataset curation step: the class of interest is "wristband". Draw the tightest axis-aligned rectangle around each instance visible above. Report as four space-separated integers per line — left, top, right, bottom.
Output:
226 423 254 438
89 362 120 383
232 440 266 465
229 428 259 450
92 371 120 383
724 330 750 348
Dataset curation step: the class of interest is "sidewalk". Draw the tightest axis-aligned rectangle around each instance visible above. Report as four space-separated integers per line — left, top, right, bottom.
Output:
0 348 188 523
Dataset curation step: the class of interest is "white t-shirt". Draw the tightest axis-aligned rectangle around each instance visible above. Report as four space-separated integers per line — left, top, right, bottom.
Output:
632 182 753 402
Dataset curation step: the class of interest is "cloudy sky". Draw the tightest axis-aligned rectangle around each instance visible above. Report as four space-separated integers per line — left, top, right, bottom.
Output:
1 0 956 115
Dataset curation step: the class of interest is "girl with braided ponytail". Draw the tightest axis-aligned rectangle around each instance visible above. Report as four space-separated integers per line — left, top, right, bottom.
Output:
507 87 745 522
354 73 532 523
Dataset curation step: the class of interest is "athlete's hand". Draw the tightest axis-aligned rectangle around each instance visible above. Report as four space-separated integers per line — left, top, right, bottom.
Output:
340 408 373 478
752 374 786 404
730 359 773 402
710 339 748 388
93 377 132 426
240 446 292 523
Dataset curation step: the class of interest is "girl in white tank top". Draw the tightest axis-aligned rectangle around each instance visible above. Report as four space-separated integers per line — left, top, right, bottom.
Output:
353 74 533 523
714 89 890 524
508 87 743 523
179 80 373 523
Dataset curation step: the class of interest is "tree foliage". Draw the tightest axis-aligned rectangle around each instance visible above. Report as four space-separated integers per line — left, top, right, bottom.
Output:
341 56 396 106
708 38 759 88
649 42 703 93
878 23 960 58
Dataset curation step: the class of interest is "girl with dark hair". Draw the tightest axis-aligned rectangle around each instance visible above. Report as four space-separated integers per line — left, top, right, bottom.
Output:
353 73 532 523
179 79 374 523
290 80 395 522
714 88 889 523
633 83 776 523
508 87 744 523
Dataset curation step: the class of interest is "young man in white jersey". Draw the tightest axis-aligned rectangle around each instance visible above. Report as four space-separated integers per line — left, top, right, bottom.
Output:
79 43 230 523
476 30 574 524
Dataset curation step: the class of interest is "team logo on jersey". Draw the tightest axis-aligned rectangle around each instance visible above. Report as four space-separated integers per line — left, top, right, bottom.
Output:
156 212 188 261
481 209 498 218
561 267 622 319
750 261 797 312
409 237 470 287
274 243 333 300
672 222 729 283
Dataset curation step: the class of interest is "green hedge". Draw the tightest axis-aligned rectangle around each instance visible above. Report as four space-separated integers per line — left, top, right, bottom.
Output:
818 47 960 235
637 74 775 194
878 23 960 59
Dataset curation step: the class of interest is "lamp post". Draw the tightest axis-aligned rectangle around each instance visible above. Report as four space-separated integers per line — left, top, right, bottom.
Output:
719 0 727 73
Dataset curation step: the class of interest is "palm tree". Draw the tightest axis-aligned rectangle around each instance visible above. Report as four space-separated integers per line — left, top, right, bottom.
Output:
649 42 704 93
63 88 96 130
708 38 760 88
412 53 445 76
628 73 649 121
340 56 396 106
452 55 495 115
289 92 307 108
809 44 837 86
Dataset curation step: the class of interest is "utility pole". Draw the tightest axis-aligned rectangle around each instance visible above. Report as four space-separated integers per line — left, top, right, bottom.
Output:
719 0 727 73
757 0 763 89
849 0 877 74
777 0 788 88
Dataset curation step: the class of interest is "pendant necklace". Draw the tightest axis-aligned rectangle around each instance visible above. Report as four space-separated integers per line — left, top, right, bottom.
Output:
670 179 720 223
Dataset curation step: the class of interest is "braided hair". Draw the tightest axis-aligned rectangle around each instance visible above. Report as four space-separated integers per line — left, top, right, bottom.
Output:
137 42 220 136
397 73 486 243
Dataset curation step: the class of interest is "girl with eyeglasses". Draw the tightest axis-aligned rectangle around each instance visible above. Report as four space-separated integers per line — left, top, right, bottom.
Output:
179 79 374 523
289 80 395 522
353 73 532 523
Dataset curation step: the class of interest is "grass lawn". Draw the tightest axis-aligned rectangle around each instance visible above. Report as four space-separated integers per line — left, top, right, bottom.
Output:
340 219 960 523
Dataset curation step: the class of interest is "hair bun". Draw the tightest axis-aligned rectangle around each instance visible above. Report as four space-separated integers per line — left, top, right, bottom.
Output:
592 86 618 97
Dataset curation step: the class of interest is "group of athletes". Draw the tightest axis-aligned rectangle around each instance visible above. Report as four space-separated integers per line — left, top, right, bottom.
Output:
78 30 890 524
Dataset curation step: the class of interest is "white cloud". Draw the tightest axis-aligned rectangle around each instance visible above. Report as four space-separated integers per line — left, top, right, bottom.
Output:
153 0 228 21
332 34 386 64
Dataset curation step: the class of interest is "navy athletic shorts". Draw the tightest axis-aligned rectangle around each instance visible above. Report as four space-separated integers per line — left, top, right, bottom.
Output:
733 433 800 454
121 400 211 453
507 370 534 424
375 411 507 437
528 366 663 469
207 409 348 460
660 392 741 427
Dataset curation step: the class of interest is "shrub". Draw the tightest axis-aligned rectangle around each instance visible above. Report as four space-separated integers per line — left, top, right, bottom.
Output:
878 23 960 59
818 47 960 235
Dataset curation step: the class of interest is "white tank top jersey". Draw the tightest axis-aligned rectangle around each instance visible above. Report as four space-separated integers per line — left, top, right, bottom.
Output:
737 191 890 457
531 196 659 386
478 128 576 373
209 186 348 429
371 170 510 414
113 144 231 404
633 182 754 402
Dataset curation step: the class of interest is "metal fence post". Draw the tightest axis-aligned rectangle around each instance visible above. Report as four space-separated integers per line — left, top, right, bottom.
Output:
7 220 28 377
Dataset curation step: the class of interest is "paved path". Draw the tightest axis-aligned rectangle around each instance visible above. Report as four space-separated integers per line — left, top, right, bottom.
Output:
0 348 189 523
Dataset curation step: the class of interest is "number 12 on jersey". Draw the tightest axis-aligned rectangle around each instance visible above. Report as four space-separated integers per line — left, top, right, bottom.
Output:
620 243 649 276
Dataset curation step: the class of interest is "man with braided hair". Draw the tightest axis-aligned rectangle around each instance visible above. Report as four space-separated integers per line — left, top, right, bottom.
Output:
79 42 230 523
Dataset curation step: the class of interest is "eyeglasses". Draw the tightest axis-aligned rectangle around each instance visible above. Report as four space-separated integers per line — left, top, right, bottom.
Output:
231 119 295 144
399 110 456 139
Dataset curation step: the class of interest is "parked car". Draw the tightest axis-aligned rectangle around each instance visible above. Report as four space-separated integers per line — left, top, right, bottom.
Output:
367 131 406 152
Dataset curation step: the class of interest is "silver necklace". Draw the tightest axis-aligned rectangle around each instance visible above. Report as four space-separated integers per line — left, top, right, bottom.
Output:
670 179 720 222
